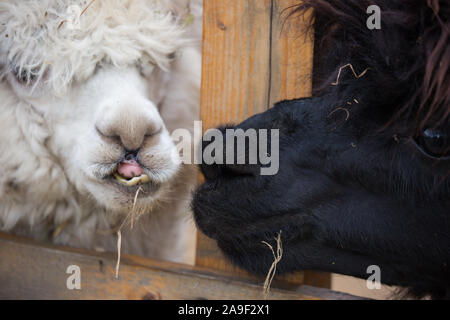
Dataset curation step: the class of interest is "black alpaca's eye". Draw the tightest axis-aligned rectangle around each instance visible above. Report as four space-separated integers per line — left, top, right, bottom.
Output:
415 128 450 160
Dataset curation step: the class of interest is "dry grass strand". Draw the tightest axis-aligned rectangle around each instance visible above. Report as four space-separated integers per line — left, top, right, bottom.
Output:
262 231 283 299
115 229 122 279
115 186 143 279
57 0 97 30
328 107 350 121
331 63 369 86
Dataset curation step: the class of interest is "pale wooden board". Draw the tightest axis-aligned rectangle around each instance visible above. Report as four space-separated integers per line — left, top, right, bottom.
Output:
269 0 314 105
0 233 354 300
200 0 272 129
197 0 327 287
197 0 272 280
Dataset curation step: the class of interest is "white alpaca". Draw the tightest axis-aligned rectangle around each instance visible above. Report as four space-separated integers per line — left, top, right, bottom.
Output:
0 0 202 264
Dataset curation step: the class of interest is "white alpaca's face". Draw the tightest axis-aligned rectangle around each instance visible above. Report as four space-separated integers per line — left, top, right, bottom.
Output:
0 0 191 213
7 63 181 211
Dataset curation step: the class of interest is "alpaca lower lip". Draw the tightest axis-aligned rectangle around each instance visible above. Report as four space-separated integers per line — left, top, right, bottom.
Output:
106 174 160 195
113 172 151 186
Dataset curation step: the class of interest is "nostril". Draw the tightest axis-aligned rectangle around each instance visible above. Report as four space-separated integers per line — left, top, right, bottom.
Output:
95 116 162 150
124 150 139 161
145 125 163 138
95 125 121 143
223 163 259 177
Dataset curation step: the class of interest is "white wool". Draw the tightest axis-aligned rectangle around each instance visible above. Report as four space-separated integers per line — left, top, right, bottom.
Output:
0 0 185 95
0 0 202 264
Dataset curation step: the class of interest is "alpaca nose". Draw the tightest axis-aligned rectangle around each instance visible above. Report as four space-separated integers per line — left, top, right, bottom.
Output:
200 138 259 181
201 163 259 181
96 105 163 150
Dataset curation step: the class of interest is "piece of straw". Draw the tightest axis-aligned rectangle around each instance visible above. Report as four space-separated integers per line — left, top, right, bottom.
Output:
115 229 122 279
52 220 70 239
183 13 195 28
262 231 283 299
57 0 97 30
80 0 97 17
331 63 369 86
130 186 143 230
115 186 143 279
327 107 350 121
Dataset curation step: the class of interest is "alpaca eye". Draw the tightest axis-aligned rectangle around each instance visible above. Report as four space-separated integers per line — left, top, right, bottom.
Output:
11 66 37 86
415 128 450 160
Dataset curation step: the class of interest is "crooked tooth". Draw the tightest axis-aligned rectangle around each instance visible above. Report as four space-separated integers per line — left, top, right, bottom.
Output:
113 173 150 186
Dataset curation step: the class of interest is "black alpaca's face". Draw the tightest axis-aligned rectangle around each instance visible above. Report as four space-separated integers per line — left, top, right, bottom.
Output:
193 94 450 290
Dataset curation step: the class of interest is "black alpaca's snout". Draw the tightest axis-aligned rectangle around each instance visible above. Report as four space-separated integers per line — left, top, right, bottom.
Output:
201 162 260 182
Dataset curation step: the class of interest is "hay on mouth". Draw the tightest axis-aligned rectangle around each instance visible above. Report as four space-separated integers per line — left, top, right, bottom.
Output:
115 229 122 279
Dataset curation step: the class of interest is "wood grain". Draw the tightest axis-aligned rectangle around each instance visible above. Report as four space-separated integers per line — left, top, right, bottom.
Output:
0 233 353 300
200 0 272 130
269 0 314 105
197 0 271 280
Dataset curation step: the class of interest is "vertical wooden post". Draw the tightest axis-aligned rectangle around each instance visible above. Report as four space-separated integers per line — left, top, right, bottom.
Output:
269 0 314 105
197 0 330 288
200 0 272 127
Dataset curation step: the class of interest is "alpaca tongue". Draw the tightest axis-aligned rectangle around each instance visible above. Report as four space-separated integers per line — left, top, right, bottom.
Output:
117 160 144 179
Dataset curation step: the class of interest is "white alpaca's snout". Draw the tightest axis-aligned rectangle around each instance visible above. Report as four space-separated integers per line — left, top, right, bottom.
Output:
57 67 181 211
95 94 164 152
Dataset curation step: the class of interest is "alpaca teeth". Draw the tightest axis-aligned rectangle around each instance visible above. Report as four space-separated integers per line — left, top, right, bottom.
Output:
113 173 150 186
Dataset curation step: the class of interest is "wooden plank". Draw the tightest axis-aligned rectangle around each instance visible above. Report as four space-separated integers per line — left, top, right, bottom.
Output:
269 0 314 105
0 233 354 300
269 0 318 286
200 0 272 129
303 271 332 289
197 0 323 287
197 0 273 280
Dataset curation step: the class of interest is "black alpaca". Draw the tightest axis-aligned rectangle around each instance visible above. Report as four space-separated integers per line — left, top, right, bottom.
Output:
193 0 449 299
